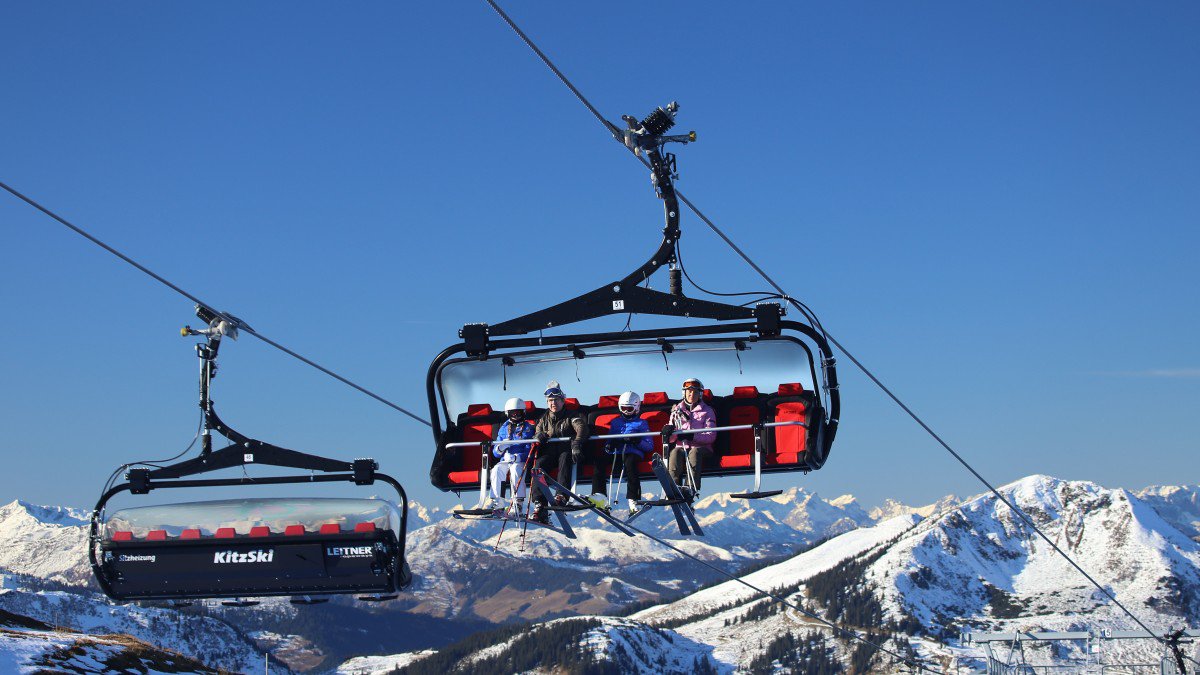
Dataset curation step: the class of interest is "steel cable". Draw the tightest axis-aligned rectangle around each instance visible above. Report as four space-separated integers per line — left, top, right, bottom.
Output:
0 180 431 427
478 0 1170 645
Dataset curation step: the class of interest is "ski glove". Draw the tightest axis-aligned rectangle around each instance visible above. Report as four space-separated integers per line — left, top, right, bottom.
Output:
535 432 550 446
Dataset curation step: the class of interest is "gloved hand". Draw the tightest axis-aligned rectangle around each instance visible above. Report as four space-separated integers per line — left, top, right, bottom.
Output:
571 447 584 463
661 424 676 443
535 432 550 446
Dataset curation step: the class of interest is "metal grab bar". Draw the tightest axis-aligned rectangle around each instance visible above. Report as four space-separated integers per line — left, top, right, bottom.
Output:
444 420 807 449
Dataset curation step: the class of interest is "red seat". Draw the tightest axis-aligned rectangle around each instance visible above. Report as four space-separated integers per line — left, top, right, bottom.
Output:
597 395 620 408
284 525 306 536
768 383 810 466
354 522 376 533
319 523 341 534
249 526 271 537
726 386 763 459
111 530 133 541
147 530 167 541
215 527 236 538
180 529 201 539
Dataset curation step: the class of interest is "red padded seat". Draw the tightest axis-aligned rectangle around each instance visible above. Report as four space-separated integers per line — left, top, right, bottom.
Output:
319 523 341 534
249 526 271 537
180 529 201 539
354 522 376 533
564 398 580 410
215 527 236 538
284 525 306 536
642 392 669 405
597 395 620 408
147 530 167 541
111 530 133 541
768 383 811 466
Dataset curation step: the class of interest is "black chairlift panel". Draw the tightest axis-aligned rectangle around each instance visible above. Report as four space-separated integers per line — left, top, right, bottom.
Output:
101 527 401 601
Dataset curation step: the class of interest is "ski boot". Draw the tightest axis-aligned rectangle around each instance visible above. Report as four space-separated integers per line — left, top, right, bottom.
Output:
530 503 550 524
506 499 525 520
587 493 611 514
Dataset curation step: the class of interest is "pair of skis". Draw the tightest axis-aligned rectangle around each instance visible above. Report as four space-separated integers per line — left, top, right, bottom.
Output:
625 453 704 536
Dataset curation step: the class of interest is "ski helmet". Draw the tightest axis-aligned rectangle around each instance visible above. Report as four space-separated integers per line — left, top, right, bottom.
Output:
504 397 526 421
617 391 641 416
682 378 704 392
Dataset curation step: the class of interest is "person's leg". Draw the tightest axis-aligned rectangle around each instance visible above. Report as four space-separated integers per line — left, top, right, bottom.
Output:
590 454 608 496
533 449 558 505
687 447 712 491
556 449 575 501
668 445 686 485
509 460 528 500
623 454 642 501
489 460 507 502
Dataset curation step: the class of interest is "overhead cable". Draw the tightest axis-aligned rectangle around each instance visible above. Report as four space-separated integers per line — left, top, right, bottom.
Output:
478 0 1167 644
0 180 431 428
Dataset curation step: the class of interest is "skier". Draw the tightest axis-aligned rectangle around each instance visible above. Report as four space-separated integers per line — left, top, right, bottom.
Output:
665 377 717 500
589 391 652 512
530 381 589 523
489 397 536 517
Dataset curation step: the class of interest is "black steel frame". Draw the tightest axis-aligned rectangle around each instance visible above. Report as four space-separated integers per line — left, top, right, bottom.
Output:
427 103 840 492
90 323 410 602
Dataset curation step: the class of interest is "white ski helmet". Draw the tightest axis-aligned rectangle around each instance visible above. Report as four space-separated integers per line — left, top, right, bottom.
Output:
617 391 642 415
504 397 525 413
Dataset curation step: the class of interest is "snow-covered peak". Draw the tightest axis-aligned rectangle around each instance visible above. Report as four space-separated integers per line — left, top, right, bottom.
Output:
0 500 89 527
1135 484 1200 540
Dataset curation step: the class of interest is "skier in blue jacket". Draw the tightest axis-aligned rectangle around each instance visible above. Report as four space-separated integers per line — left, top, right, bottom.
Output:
589 391 652 512
489 397 536 517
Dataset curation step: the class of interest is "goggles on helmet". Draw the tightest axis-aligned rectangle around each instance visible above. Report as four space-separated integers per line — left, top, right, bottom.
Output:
507 410 525 422
619 405 637 416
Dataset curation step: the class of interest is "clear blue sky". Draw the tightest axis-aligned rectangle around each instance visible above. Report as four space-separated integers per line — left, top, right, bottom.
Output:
3 2 1197 514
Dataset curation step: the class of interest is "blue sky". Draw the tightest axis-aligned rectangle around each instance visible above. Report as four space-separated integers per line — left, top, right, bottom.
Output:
2 2 1197 514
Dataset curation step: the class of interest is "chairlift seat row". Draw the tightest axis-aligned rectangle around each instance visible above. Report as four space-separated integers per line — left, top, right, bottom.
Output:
438 382 818 489
106 522 378 542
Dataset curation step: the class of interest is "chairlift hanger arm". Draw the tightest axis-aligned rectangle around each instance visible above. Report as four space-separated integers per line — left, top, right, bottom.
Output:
482 102 746 340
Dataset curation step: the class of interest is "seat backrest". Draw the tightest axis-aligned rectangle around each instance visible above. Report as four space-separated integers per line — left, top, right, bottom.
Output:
766 383 815 467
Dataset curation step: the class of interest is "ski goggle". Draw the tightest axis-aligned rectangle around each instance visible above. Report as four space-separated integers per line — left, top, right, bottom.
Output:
507 410 525 421
682 379 704 391
619 405 637 415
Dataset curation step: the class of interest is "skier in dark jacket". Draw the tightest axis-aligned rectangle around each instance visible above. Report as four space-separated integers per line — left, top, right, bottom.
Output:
530 380 588 523
590 391 652 512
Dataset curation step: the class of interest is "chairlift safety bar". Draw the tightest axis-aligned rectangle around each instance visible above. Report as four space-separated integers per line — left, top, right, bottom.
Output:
444 420 807 449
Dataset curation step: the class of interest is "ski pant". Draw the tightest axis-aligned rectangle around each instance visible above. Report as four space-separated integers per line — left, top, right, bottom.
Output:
590 453 643 502
490 457 528 501
532 445 575 505
668 445 713 491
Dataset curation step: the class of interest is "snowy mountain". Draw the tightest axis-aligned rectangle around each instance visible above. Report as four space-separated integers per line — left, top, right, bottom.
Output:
1137 484 1200 541
0 607 226 675
0 500 92 585
0 587 280 673
353 475 1200 673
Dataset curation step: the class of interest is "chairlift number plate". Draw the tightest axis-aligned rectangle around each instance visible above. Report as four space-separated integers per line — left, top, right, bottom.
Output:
613 300 625 311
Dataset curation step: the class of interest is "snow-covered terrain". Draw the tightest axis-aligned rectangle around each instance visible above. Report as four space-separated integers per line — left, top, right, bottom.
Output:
3 479 1197 673
349 476 1200 673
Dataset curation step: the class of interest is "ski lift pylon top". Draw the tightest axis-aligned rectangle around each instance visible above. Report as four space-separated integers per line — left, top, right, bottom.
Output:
428 103 840 498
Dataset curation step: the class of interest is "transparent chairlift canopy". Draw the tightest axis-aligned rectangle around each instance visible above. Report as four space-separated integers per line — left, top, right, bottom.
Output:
102 497 401 540
435 337 817 422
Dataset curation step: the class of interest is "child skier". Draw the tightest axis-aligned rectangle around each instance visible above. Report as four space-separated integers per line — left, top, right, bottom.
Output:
489 397 536 518
665 377 717 500
589 391 652 512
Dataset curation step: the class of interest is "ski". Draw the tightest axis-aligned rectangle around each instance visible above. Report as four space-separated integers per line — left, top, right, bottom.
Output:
530 469 576 539
648 453 704 536
540 474 637 537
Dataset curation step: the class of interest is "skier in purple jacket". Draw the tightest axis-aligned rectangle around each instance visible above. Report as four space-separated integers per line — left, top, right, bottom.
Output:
665 377 717 498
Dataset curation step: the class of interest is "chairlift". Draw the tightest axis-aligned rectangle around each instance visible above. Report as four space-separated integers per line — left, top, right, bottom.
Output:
90 307 413 603
428 103 840 529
